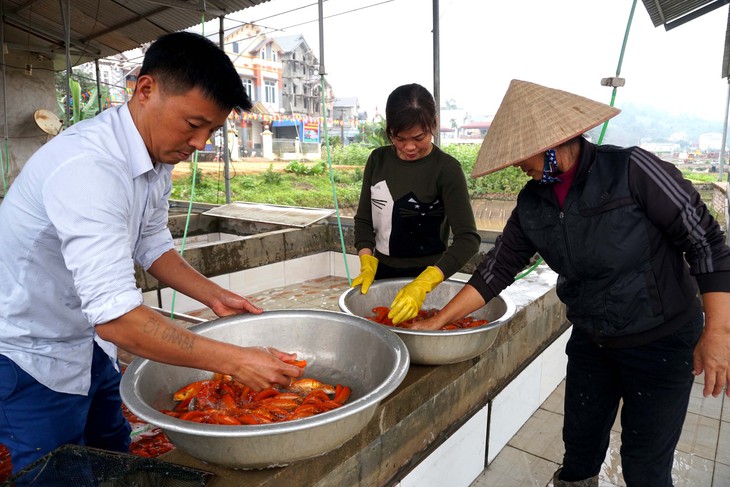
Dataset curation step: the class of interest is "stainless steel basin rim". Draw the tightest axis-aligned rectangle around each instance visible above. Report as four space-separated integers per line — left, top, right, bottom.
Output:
119 309 410 467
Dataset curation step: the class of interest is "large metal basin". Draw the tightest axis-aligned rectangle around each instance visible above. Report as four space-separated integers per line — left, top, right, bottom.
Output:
339 278 516 365
120 309 409 469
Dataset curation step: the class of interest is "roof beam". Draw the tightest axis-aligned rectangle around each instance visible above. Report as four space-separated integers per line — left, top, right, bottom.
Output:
81 6 170 43
665 0 730 30
4 41 89 57
135 0 228 17
10 0 46 15
2 11 102 56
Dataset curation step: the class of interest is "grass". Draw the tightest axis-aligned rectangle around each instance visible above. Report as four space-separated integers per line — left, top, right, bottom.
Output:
171 164 364 209
171 145 721 210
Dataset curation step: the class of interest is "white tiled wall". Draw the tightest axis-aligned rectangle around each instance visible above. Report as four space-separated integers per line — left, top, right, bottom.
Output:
283 253 330 285
398 405 489 487
159 273 230 313
394 327 570 486
331 251 359 281
152 252 341 313
487 327 570 464
539 329 570 404
230 262 285 296
488 352 544 464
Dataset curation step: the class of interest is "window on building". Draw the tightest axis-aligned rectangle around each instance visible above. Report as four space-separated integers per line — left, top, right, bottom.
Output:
260 49 265 59
232 42 239 53
242 78 253 100
265 81 276 104
271 51 277 62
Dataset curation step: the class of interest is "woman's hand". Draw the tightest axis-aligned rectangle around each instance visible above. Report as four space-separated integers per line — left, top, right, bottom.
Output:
405 316 447 331
405 284 487 331
694 292 730 397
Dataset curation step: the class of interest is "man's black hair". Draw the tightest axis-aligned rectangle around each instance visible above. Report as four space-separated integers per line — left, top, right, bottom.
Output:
139 31 252 113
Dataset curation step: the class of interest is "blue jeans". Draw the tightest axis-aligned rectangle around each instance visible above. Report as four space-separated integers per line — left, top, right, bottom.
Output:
0 342 131 474
560 315 702 487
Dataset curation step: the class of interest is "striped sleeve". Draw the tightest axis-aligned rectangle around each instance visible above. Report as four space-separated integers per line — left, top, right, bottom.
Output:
629 148 730 292
468 207 536 302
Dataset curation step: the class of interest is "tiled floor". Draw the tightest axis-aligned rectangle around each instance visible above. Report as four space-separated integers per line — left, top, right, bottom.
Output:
181 277 730 487
471 368 730 487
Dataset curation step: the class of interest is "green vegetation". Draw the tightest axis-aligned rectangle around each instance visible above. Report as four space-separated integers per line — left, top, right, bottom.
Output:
55 67 113 125
680 171 722 183
171 161 364 208
171 143 717 209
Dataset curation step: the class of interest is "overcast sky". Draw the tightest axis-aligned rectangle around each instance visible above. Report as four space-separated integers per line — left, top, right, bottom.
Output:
213 0 729 124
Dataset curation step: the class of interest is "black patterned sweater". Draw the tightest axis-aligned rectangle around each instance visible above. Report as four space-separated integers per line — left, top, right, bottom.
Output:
353 144 480 278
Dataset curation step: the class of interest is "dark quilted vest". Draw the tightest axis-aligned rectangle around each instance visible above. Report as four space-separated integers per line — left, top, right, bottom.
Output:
517 147 666 338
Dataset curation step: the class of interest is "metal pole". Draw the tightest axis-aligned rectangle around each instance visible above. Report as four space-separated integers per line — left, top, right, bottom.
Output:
432 0 440 146
339 108 344 145
219 15 231 203
318 0 325 77
61 0 72 127
1 1 9 196
318 0 328 142
718 79 730 182
94 59 102 114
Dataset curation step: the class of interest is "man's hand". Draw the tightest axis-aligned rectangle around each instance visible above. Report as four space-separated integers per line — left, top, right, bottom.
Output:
209 290 263 317
231 347 304 391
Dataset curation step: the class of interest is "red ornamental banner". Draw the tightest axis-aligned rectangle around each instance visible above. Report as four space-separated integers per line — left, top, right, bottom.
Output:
237 112 367 127
239 112 325 124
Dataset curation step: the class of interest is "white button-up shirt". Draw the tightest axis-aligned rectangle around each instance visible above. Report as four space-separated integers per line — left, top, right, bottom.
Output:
0 104 174 395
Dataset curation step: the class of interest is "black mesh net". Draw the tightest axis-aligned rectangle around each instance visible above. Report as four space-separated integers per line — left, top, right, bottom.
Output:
3 445 214 486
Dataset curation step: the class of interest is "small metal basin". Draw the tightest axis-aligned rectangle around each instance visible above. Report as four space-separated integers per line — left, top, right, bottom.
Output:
339 278 516 365
120 309 409 469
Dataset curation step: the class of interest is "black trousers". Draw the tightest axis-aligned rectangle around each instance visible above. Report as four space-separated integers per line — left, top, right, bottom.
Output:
560 313 703 486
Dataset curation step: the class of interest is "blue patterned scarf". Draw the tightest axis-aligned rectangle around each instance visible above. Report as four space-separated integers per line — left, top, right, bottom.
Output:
540 149 561 184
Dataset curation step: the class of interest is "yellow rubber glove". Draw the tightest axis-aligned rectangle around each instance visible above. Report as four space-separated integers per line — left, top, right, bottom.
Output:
351 254 378 294
388 266 444 325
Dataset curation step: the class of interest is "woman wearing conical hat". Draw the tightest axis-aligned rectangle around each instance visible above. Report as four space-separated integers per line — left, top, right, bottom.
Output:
409 80 730 487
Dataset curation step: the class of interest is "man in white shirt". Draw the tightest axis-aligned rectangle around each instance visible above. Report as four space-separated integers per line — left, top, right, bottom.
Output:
0 31 303 473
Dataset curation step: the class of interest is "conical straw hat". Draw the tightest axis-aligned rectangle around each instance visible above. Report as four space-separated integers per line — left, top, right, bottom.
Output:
472 80 620 178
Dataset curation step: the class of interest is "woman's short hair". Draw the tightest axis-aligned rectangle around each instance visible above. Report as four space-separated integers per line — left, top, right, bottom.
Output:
139 31 252 113
385 83 437 140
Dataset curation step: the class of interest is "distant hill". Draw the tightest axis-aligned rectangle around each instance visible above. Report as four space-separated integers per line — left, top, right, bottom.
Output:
586 102 725 148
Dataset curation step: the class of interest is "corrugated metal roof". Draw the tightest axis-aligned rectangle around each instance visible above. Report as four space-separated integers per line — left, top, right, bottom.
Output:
640 0 730 78
4 1 730 79
1 0 271 69
641 0 719 27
